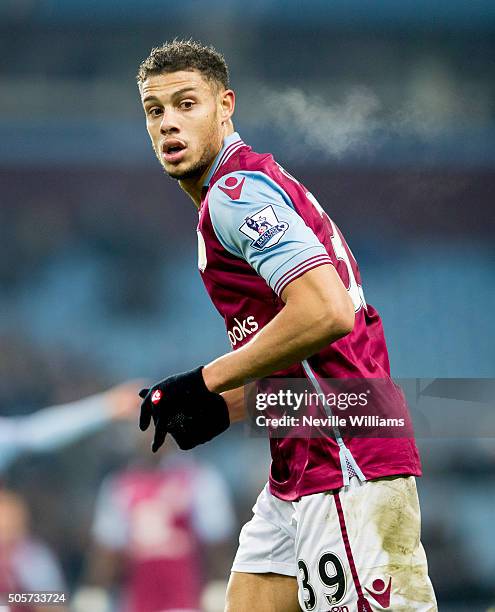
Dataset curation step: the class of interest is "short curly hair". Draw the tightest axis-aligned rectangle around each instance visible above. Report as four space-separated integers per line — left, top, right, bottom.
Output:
137 38 230 91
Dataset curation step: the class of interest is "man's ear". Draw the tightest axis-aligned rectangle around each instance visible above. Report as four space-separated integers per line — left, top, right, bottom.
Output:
220 89 235 123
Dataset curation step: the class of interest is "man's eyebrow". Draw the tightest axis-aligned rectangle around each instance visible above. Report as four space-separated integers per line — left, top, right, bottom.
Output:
142 87 198 106
142 95 160 105
171 87 198 100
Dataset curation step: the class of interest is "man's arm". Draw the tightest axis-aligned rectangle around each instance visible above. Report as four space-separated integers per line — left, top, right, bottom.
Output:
0 382 142 469
203 264 354 393
138 172 356 451
139 265 354 452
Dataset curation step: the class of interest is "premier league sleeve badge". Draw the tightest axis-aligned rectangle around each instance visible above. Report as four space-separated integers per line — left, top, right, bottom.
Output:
238 205 289 251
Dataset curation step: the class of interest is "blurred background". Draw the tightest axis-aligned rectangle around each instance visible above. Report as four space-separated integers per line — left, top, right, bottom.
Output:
1 0 494 610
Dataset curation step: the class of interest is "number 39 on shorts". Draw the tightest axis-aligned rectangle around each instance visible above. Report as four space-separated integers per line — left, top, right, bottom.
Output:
298 552 347 611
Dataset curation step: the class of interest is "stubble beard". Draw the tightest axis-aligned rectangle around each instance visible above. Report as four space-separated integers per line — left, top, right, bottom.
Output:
157 123 221 182
162 146 213 181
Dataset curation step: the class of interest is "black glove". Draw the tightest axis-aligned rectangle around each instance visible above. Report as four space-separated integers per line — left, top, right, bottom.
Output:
139 366 230 452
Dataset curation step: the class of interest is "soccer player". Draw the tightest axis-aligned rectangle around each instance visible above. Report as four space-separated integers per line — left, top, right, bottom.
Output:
136 40 437 611
77 436 235 612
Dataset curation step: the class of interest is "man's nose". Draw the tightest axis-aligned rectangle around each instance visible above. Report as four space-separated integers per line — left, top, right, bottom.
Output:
160 109 179 134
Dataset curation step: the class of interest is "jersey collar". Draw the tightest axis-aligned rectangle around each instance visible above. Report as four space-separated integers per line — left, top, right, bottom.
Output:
203 131 244 187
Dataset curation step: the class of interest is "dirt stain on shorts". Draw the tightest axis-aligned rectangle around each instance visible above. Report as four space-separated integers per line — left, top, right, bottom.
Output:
370 476 437 609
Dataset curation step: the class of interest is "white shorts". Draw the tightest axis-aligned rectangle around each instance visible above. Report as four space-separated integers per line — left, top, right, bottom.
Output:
232 476 437 611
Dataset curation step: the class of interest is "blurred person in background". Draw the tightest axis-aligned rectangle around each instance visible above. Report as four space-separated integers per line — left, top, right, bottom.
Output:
74 434 235 612
0 381 142 474
0 489 67 612
0 382 142 608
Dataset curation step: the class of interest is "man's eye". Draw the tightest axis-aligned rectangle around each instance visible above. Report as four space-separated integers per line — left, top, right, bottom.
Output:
148 107 162 117
180 100 194 110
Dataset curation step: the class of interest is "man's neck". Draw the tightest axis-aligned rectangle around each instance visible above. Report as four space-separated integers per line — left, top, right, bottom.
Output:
179 123 234 208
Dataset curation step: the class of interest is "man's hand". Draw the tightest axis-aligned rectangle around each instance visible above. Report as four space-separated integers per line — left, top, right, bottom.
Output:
138 366 230 452
104 380 147 421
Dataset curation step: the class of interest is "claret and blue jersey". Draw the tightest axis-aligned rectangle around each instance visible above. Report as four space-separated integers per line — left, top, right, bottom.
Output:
197 132 421 500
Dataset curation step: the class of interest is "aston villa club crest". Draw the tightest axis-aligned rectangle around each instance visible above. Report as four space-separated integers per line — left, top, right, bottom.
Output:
239 205 289 251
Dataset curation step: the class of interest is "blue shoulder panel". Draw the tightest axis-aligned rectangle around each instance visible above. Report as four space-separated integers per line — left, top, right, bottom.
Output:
208 171 329 295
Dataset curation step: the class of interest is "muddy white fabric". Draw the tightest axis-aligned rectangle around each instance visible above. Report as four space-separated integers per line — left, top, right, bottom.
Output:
232 476 437 611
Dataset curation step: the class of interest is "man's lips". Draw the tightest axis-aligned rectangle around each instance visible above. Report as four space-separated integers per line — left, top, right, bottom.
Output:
162 139 187 163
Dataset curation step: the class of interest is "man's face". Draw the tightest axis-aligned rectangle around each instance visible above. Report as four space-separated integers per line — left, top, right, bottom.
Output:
140 70 225 181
